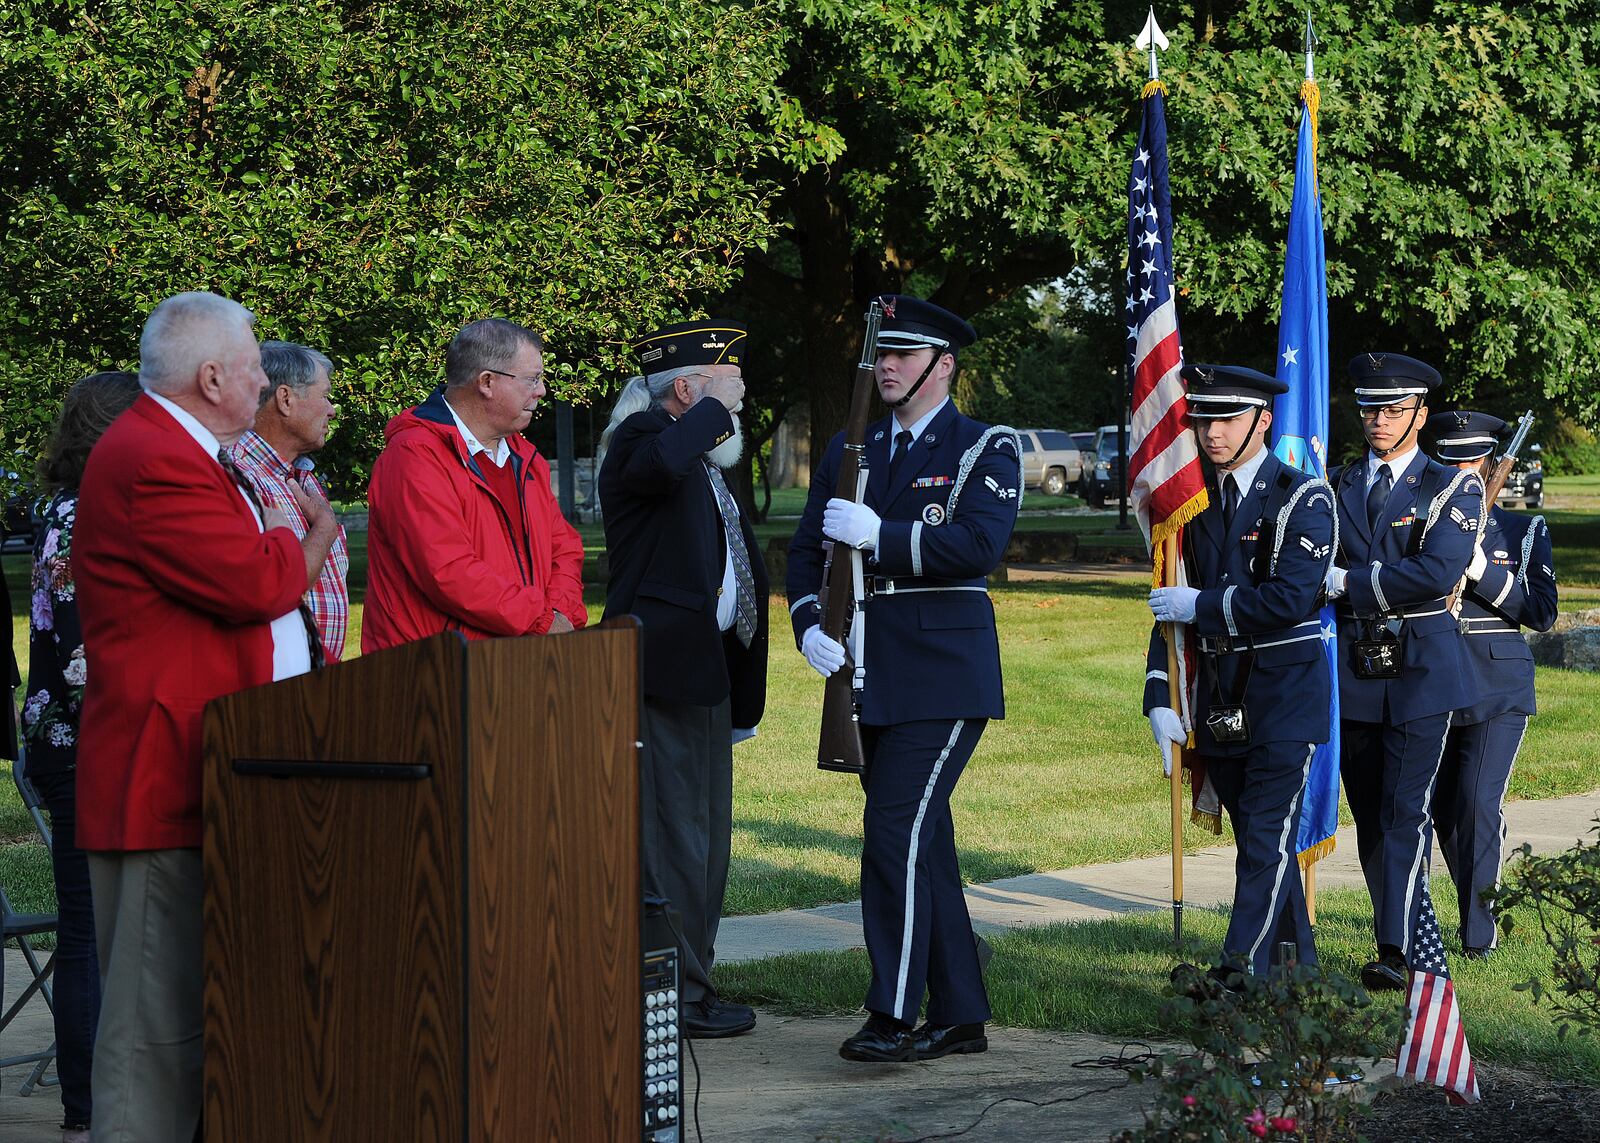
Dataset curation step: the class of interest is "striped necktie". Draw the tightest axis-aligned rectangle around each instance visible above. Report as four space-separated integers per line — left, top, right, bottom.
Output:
703 461 757 649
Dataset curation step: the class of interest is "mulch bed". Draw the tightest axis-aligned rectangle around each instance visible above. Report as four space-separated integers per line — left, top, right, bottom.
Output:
1361 1064 1599 1143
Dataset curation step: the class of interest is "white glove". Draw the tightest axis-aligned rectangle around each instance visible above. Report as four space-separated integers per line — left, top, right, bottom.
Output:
1148 586 1200 624
1466 543 1488 582
822 498 881 551
1324 566 1348 599
800 625 847 677
1148 707 1187 777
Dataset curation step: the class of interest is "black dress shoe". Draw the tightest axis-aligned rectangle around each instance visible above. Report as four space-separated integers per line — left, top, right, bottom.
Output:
1170 962 1244 1001
1460 945 1494 961
683 997 756 1038
912 1021 987 1060
1360 951 1409 992
839 1014 916 1062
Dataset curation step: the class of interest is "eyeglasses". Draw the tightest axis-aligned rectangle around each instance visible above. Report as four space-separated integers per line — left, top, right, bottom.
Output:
484 367 546 387
1358 402 1422 422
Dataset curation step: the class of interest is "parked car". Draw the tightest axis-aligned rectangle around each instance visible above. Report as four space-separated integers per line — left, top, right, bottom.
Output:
1496 443 1544 509
1082 424 1132 508
3 470 35 548
1017 428 1088 496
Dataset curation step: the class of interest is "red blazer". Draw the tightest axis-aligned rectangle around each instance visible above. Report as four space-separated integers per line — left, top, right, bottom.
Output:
74 395 308 850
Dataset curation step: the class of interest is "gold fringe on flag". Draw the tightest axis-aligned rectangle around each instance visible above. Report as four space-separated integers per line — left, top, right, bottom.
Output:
1297 834 1337 871
1148 487 1208 588
1141 79 1169 100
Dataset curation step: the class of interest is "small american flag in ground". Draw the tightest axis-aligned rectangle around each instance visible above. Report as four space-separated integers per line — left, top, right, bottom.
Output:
1396 889 1480 1104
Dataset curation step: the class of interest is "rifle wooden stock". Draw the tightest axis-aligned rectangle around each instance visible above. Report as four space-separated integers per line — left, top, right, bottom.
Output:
817 302 884 774
1483 410 1535 506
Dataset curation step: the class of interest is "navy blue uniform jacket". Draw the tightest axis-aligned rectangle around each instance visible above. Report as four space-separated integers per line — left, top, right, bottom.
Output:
599 399 769 729
1141 453 1335 754
1330 451 1483 723
1456 508 1557 724
787 402 1021 725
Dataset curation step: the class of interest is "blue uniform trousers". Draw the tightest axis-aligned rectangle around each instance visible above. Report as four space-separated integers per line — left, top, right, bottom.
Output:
859 717 991 1027
1434 712 1528 950
1205 742 1319 974
1340 713 1452 955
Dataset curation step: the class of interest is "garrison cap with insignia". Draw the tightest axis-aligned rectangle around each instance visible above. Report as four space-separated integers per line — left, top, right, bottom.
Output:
1180 363 1288 419
1423 408 1507 463
873 294 977 355
1347 352 1441 406
634 320 748 377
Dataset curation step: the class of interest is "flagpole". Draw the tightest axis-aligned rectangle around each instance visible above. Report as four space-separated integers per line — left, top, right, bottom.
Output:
1163 535 1185 948
1301 8 1321 930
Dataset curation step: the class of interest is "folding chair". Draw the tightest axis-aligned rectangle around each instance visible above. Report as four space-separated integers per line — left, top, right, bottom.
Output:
1 749 59 1094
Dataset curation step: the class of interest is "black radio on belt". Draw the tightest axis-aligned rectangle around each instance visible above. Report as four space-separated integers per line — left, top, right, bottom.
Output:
1351 617 1403 680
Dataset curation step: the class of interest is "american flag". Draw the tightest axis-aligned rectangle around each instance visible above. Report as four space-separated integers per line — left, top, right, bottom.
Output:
1126 80 1207 584
1396 890 1480 1104
1126 81 1210 811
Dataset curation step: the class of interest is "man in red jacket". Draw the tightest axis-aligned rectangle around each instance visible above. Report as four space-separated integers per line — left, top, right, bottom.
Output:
363 318 587 651
74 291 339 1141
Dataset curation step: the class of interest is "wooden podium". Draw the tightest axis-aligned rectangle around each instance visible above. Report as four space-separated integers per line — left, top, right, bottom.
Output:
202 624 643 1141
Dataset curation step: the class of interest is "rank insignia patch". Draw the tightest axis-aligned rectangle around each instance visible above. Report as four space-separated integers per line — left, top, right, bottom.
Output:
983 476 1017 501
912 475 954 488
1299 536 1331 559
1449 506 1477 532
922 503 946 526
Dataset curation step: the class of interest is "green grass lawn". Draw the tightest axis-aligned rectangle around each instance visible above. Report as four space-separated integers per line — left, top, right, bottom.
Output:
713 885 1600 1084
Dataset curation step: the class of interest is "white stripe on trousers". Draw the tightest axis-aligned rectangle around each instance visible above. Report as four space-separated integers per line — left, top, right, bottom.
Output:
893 719 966 1021
1246 743 1315 968
1401 712 1453 956
1488 714 1530 949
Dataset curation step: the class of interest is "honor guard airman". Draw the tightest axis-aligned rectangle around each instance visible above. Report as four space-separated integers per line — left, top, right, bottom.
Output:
786 295 1020 1063
1144 365 1336 987
1423 410 1557 957
1325 354 1484 991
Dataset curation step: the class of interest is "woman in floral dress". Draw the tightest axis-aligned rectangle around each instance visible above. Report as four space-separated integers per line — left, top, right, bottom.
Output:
23 371 141 1143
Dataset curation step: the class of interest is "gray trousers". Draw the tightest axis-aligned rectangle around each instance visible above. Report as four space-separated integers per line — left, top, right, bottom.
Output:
640 697 732 1003
86 849 203 1143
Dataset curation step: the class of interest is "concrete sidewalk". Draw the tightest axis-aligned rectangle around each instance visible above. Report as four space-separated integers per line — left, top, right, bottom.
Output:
719 789 1600 963
4 789 1594 1142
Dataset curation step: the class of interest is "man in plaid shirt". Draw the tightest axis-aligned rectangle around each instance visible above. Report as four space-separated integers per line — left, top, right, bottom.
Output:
229 340 350 661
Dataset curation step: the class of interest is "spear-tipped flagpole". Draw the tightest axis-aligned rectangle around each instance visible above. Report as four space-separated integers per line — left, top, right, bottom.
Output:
1304 12 1318 81
1136 8 1168 83
1134 7 1186 953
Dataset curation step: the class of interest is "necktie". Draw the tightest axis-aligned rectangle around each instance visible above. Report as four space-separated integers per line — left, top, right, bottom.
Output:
703 461 758 649
887 429 914 487
220 451 325 668
1221 473 1239 535
1366 464 1393 532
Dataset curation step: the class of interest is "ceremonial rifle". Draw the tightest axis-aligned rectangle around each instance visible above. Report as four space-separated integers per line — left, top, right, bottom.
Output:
1484 410 1535 506
816 301 883 774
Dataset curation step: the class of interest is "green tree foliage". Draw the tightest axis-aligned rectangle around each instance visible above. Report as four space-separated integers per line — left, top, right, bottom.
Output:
735 1 1600 469
0 0 788 490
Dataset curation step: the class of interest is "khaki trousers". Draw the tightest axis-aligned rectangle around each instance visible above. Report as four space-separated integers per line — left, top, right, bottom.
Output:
87 849 203 1143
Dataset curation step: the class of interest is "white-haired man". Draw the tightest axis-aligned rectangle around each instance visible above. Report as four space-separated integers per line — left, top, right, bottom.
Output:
597 320 767 1038
74 291 338 1141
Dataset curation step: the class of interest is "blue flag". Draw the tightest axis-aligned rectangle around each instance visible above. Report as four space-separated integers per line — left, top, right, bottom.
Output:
1271 83 1340 866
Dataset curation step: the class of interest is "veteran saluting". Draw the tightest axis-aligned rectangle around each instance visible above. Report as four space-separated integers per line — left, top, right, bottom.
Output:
1145 365 1335 989
787 296 1020 1063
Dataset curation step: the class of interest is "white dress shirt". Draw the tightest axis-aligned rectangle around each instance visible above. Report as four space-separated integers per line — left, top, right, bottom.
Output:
144 390 311 681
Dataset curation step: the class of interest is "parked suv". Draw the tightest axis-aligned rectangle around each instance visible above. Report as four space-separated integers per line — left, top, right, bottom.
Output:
1017 428 1088 497
1082 424 1132 508
1496 444 1544 509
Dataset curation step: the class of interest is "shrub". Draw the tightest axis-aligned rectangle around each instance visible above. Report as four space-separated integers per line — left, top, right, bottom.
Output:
1496 817 1600 1039
1114 957 1402 1143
